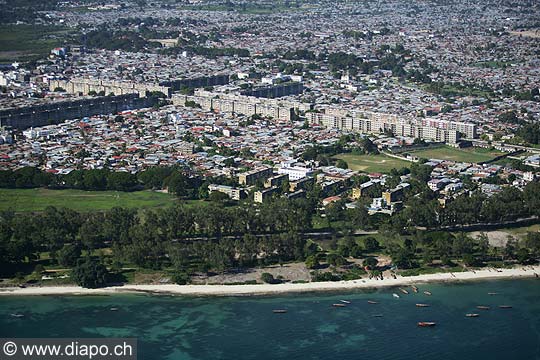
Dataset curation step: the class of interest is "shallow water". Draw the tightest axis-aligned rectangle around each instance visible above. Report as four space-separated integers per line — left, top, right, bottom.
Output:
1 279 539 360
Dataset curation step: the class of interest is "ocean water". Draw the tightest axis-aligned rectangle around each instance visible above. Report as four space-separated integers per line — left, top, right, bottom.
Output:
1 279 539 360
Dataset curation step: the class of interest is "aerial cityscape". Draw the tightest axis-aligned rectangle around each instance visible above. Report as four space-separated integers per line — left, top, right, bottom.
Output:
0 0 539 359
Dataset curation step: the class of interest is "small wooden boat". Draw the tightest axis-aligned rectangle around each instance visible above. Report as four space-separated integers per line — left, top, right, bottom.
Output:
416 303 430 308
332 303 346 307
488 292 498 296
340 300 351 304
372 314 384 317
399 288 409 295
393 293 400 299
465 313 480 317
273 309 287 313
498 305 512 309
423 291 432 296
476 306 490 310
412 285 419 293
110 308 118 311
10 313 24 318
417 322 436 327
367 300 378 304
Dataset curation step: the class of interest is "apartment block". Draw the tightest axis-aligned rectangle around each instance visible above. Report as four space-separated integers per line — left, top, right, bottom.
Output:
208 184 245 200
238 167 274 186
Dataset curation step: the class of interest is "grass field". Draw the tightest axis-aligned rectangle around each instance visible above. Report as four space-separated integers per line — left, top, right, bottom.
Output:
334 153 411 173
0 25 72 62
409 146 505 163
0 188 182 212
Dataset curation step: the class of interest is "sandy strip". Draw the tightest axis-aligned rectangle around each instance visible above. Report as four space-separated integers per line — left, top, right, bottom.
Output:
1 266 539 297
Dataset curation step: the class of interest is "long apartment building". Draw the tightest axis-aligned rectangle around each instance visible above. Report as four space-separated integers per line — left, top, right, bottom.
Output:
49 78 171 98
172 90 311 121
308 110 476 144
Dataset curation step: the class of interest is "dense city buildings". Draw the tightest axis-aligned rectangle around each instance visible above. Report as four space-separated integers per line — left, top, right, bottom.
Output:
1 0 540 331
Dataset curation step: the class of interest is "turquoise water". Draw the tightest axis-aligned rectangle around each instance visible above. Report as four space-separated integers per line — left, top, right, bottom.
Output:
1 279 539 360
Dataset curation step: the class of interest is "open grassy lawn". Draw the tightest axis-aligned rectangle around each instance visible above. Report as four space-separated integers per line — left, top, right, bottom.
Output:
335 153 411 173
409 146 505 163
0 188 184 212
0 25 72 62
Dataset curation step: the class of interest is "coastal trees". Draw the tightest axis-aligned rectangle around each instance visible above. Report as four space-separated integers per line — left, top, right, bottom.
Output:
363 237 380 252
391 247 416 269
305 255 320 269
260 272 276 284
171 270 190 285
72 257 109 288
57 243 82 267
363 257 378 269
524 232 540 257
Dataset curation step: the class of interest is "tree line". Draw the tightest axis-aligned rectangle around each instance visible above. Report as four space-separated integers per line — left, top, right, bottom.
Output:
0 198 315 276
0 166 201 194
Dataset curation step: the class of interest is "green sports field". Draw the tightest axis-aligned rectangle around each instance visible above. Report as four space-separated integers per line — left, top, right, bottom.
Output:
0 188 180 212
409 146 505 163
0 25 72 62
334 153 411 173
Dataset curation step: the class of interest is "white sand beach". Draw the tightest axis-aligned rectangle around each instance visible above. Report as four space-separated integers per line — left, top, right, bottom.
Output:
1 266 538 297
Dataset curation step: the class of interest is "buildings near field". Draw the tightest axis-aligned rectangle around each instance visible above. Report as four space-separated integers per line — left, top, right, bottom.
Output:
1 0 539 220
254 187 280 203
208 184 245 200
173 89 311 121
308 110 477 144
277 161 314 180
264 174 289 188
48 78 172 98
238 167 274 186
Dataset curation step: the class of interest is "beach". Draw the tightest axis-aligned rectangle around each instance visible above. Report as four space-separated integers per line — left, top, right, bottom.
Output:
1 266 538 297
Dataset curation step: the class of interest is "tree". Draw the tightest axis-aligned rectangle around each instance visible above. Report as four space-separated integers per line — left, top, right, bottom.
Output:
171 270 190 285
208 191 230 202
56 243 82 267
348 205 369 229
410 163 433 183
335 159 348 169
516 248 531 264
391 247 416 269
524 232 540 257
326 253 346 266
363 257 378 269
166 172 200 198
462 253 477 267
72 257 109 288
452 233 474 257
325 200 345 222
363 237 380 252
107 171 138 191
261 272 276 284
305 255 319 269
504 237 517 260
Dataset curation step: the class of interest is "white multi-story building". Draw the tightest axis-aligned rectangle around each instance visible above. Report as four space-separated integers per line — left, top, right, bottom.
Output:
307 110 473 144
277 161 314 181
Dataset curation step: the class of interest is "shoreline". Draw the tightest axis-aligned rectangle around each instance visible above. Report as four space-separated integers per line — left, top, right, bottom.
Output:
1 266 538 297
